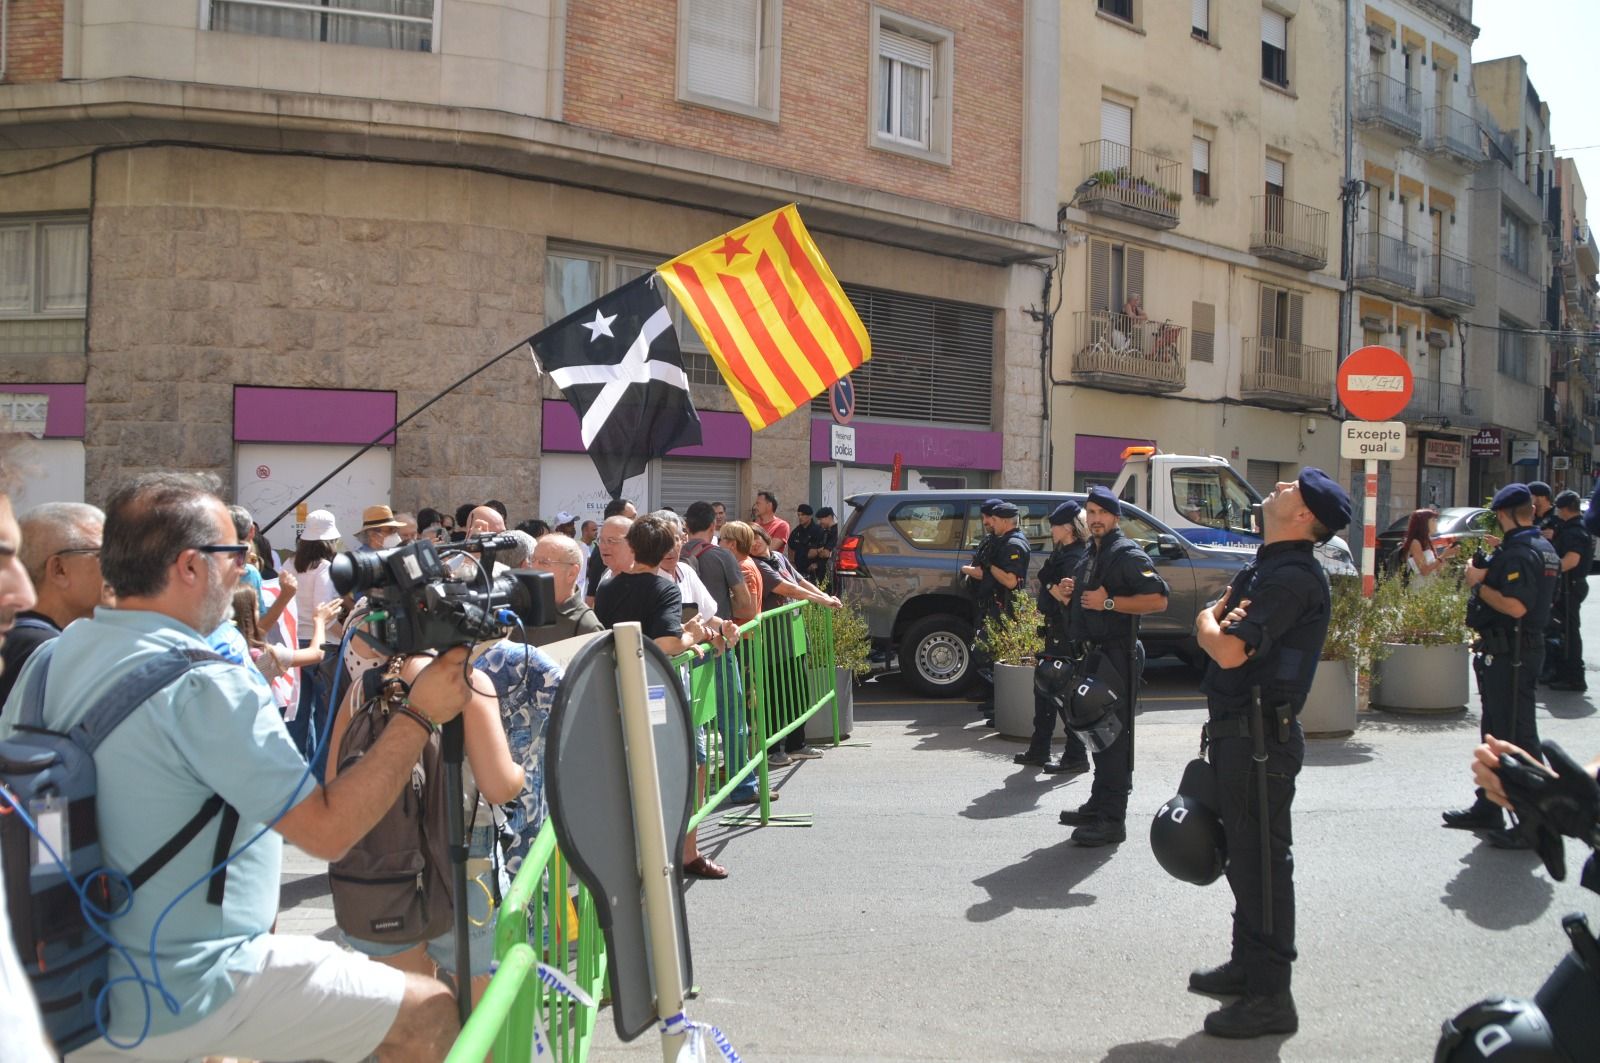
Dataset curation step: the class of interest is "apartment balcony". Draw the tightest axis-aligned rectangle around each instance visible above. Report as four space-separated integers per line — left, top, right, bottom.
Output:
1578 224 1600 277
1351 232 1419 299
1240 337 1334 411
1250 195 1329 271
1078 142 1182 230
1355 73 1423 142
1420 252 1475 313
1425 105 1485 169
1071 310 1187 394
1402 377 1480 425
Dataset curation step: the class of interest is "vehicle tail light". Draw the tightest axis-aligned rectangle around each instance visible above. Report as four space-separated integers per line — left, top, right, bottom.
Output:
836 535 864 574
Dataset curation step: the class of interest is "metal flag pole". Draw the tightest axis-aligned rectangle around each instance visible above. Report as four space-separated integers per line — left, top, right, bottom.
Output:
612 622 689 1063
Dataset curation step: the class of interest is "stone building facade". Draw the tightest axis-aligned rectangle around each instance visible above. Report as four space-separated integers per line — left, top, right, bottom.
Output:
0 0 1057 542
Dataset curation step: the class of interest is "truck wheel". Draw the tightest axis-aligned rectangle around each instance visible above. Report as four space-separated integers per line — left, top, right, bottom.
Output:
900 615 975 698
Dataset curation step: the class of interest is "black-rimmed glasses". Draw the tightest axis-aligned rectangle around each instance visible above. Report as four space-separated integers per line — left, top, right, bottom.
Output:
52 547 101 559
196 544 249 565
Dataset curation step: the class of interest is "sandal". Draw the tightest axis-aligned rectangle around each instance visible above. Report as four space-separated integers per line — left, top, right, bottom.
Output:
683 855 730 879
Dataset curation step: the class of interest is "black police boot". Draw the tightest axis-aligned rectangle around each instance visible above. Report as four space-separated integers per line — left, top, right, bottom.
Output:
1044 754 1090 775
1013 751 1051 768
1442 802 1503 831
1188 961 1248 996
1070 817 1126 847
1203 991 1298 1038
1058 802 1102 827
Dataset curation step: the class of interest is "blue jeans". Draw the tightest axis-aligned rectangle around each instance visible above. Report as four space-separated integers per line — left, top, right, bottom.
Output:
709 652 757 800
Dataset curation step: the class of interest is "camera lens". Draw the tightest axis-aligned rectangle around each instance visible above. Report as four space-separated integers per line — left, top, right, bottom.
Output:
330 549 388 595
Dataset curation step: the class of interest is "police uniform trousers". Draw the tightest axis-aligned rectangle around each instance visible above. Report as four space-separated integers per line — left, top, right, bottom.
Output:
972 596 1005 701
1474 637 1543 763
1209 710 1304 996
1557 579 1588 684
1085 638 1138 821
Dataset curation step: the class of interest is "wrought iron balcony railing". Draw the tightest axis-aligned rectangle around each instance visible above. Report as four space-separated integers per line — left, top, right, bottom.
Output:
1071 310 1187 393
1402 377 1479 423
1425 105 1484 166
1356 73 1423 140
1250 194 1329 270
1078 141 1182 229
1240 337 1334 410
1421 252 1475 311
1352 231 1419 297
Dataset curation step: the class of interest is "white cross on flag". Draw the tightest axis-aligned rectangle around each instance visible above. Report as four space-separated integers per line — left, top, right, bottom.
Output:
531 274 703 498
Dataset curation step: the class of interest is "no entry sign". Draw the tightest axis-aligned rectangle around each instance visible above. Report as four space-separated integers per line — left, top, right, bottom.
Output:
1337 345 1413 421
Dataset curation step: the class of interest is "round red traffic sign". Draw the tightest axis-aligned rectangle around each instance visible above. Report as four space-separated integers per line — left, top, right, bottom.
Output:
1337 345 1413 421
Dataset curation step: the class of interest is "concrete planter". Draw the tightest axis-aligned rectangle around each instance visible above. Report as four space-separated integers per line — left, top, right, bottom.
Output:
1373 643 1471 714
1301 658 1357 738
994 662 1062 740
804 667 856 743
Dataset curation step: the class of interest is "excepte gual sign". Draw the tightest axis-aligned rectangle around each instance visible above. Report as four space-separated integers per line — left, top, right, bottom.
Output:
1339 420 1406 460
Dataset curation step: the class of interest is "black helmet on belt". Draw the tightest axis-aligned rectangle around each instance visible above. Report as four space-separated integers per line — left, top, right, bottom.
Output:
1065 667 1123 752
1435 997 1563 1062
1033 658 1075 709
1150 759 1227 886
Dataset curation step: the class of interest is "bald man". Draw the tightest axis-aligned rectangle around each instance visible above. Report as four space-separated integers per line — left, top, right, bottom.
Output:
584 515 635 608
1 502 109 708
465 505 506 535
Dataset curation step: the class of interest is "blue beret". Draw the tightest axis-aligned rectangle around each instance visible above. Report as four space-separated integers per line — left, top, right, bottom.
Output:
1049 500 1081 526
980 497 1005 515
990 501 1020 519
1296 467 1350 532
1085 485 1121 516
1527 481 1552 498
1491 483 1532 510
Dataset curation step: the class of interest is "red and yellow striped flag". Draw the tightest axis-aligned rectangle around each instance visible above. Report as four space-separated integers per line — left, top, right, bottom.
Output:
657 205 870 431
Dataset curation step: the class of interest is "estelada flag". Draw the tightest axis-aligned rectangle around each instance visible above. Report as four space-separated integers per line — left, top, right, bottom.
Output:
657 205 871 430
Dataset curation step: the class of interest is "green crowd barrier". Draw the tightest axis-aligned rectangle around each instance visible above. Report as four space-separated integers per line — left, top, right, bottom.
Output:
447 603 838 1060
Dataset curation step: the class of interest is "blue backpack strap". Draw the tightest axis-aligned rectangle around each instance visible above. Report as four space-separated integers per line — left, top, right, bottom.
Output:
14 637 60 731
71 648 226 755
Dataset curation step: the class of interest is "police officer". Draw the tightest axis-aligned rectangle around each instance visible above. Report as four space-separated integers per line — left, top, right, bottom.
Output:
1016 500 1091 773
962 500 1030 723
1545 490 1592 692
1529 480 1557 540
1443 483 1559 847
1056 485 1169 846
1186 468 1350 1039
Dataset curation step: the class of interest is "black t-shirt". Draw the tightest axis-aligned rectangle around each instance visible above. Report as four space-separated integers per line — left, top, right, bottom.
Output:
1552 515 1594 581
1481 526 1559 631
584 547 607 600
1067 528 1168 642
0 612 62 713
594 572 683 641
1199 541 1329 708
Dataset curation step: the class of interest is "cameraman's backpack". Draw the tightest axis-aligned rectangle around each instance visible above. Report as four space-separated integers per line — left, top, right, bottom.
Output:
328 661 454 945
0 641 235 1052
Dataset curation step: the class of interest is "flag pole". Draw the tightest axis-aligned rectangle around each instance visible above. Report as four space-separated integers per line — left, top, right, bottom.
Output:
257 334 540 537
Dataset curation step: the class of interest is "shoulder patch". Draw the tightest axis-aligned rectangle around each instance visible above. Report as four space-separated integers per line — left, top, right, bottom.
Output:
1141 569 1156 578
1506 571 1520 581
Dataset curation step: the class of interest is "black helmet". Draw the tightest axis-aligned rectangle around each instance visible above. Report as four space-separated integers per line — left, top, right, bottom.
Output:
1065 669 1122 752
1033 658 1075 708
1150 759 1226 885
1435 997 1563 1062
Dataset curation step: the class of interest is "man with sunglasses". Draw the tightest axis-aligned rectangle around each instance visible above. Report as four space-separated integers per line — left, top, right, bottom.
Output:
0 501 108 709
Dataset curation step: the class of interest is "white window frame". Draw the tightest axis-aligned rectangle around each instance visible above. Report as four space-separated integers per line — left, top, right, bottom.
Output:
545 244 723 389
0 216 89 319
1192 0 1211 41
1261 6 1290 88
676 0 783 122
200 0 442 53
869 7 953 166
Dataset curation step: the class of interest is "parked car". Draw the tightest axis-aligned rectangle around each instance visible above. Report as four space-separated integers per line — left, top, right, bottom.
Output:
833 490 1249 697
1373 506 1492 576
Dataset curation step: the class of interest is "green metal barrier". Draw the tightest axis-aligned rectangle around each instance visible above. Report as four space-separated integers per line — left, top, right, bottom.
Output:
447 602 837 1060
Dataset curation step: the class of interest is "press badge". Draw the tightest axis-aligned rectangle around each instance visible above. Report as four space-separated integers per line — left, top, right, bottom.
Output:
31 794 66 868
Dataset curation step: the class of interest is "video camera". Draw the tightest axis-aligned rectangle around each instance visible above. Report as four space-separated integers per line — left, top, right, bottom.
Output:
1494 740 1600 891
330 534 556 655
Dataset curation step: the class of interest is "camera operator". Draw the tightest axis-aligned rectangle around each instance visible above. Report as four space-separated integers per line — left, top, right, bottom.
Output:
1443 484 1560 848
0 473 473 1063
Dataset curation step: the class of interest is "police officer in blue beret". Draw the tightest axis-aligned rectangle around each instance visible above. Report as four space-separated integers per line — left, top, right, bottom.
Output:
1443 482 1559 846
1186 468 1349 1038
1057 485 1169 842
961 500 1030 722
1015 500 1091 772
1544 490 1593 691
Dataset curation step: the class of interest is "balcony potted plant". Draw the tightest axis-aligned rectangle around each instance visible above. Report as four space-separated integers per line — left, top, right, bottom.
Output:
1370 573 1473 714
975 595 1047 740
804 601 872 744
1300 575 1383 737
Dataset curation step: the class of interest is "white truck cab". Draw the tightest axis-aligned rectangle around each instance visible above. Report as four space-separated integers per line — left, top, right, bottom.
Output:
1111 448 1358 577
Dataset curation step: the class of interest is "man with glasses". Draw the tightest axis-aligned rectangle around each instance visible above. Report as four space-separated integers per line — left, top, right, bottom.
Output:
524 534 602 647
0 472 475 1062
0 501 108 708
585 513 636 608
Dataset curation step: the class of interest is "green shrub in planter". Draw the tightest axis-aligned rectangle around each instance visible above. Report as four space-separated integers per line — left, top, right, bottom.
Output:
1371 571 1472 647
975 595 1046 666
1322 575 1389 670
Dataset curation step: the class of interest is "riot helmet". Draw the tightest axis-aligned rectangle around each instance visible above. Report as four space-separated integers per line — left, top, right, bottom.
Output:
1435 997 1564 1062
1033 658 1075 709
1065 666 1123 752
1150 759 1226 885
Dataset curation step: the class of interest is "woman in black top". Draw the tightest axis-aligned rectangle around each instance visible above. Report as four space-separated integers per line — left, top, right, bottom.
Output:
594 514 711 656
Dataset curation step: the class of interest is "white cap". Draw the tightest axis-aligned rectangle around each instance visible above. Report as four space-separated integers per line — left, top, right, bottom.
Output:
555 511 576 525
301 509 342 542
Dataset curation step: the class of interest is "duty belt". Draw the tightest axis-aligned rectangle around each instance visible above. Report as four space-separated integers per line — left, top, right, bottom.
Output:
1203 717 1253 742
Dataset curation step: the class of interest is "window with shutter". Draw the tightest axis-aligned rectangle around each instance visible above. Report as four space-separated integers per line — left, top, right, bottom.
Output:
1286 292 1304 345
1191 301 1215 363
1100 100 1133 170
1125 248 1145 307
1258 285 1279 364
1261 8 1289 86
1192 136 1211 197
679 0 779 120
658 458 741 515
1192 0 1210 39
1089 239 1112 314
871 12 953 163
1264 157 1285 193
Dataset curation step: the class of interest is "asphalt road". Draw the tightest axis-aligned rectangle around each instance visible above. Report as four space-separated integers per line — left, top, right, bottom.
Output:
585 648 1600 1061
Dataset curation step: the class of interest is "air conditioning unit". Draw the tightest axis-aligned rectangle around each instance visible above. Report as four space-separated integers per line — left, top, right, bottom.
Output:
1426 328 1451 348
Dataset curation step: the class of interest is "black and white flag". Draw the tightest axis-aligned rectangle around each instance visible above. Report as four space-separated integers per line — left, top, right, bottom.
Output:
531 274 703 498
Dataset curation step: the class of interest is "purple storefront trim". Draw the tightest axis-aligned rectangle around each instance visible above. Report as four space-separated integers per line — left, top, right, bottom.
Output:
541 400 752 459
1076 433 1154 474
234 387 398 446
0 384 85 438
809 419 1002 469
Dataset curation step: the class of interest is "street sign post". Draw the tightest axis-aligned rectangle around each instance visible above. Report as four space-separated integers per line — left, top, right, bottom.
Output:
1337 346 1414 596
830 423 855 515
828 375 856 425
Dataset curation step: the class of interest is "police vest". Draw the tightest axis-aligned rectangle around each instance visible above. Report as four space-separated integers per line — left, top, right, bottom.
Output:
1200 541 1329 710
1072 534 1148 643
1038 540 1087 646
1471 527 1559 636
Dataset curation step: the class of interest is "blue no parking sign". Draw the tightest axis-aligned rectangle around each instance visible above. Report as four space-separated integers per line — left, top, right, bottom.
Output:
829 376 856 424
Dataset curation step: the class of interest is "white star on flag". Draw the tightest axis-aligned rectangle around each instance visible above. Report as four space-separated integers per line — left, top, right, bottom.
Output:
582 310 617 341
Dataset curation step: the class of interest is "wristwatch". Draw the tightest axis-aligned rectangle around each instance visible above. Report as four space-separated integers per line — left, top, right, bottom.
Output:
1102 597 1117 611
